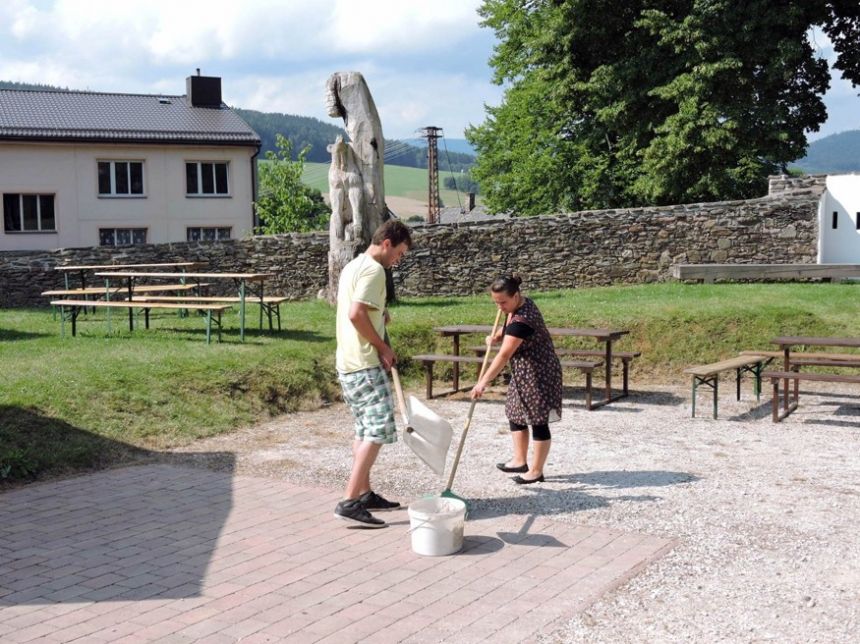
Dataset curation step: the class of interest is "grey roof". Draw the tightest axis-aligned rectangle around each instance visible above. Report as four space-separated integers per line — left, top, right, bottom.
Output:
437 205 507 224
0 89 260 146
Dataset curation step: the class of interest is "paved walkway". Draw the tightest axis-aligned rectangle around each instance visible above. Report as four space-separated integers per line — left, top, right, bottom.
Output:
0 465 673 643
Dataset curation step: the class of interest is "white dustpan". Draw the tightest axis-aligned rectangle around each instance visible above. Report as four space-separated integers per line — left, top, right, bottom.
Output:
391 368 453 475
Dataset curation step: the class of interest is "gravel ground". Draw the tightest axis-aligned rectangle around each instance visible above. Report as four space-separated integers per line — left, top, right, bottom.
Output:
168 381 860 643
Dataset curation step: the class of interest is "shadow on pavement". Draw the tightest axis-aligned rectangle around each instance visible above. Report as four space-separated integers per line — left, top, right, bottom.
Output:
0 406 235 606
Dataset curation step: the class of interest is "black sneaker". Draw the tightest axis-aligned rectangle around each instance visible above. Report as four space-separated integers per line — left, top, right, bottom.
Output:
359 490 401 512
334 499 387 528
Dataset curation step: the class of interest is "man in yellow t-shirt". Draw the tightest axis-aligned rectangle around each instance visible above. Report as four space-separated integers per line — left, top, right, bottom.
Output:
334 220 412 528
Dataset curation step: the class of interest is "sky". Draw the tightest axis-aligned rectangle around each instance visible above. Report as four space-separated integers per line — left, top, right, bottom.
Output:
0 0 857 142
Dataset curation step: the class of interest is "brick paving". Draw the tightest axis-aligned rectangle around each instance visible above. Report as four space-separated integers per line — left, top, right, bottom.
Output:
0 465 673 643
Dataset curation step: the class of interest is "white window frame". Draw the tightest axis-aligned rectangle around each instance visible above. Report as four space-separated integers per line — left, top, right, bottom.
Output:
97 160 146 197
98 227 148 247
186 226 232 242
185 161 230 197
3 193 57 233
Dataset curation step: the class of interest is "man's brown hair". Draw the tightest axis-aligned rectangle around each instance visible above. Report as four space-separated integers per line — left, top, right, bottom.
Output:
371 219 413 248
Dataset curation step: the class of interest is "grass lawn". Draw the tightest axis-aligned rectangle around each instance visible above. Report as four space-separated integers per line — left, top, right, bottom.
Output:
2 282 859 483
301 162 467 210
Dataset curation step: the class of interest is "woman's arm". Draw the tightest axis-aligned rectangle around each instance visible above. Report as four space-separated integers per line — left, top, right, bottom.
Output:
470 334 523 399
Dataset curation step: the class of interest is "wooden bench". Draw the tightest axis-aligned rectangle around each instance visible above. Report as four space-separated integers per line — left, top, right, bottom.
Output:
684 354 770 418
762 370 860 422
740 350 860 361
42 284 210 316
41 283 209 297
50 299 232 343
133 295 288 330
468 345 640 399
411 354 603 409
671 263 860 283
555 348 640 396
741 350 860 401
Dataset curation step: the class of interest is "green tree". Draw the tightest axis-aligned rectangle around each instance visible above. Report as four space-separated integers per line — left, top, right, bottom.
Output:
443 168 481 194
255 134 329 233
468 0 860 214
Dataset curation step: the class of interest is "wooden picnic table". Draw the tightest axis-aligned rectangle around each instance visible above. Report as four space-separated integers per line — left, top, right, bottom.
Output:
434 324 630 408
96 271 272 342
56 262 205 290
771 336 860 416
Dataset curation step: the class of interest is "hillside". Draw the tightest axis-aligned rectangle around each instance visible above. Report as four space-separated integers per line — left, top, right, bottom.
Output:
793 130 860 174
404 137 476 156
301 161 471 218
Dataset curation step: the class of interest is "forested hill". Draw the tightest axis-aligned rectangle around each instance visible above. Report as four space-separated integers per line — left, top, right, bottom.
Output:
232 108 344 163
794 130 860 174
0 80 474 170
234 108 475 170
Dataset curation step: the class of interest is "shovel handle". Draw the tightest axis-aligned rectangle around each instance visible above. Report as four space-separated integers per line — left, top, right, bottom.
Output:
389 366 412 431
444 308 504 490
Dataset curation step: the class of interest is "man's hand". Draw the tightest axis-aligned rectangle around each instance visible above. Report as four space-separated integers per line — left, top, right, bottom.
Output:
379 343 397 371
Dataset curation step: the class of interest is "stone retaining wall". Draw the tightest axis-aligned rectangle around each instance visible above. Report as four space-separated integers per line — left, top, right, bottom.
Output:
0 175 827 307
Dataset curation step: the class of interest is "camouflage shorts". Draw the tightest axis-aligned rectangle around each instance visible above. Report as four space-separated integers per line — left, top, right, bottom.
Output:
338 366 397 445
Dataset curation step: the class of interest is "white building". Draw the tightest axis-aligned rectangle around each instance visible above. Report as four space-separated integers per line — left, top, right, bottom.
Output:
818 173 860 263
0 75 261 252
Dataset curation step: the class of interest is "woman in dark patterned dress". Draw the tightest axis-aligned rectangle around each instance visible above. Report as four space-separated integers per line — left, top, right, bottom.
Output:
470 275 563 484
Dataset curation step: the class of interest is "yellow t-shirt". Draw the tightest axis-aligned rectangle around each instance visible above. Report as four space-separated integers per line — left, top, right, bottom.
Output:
336 253 386 373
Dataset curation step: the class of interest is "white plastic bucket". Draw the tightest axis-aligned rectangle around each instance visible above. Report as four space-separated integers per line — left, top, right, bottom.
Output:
408 496 466 556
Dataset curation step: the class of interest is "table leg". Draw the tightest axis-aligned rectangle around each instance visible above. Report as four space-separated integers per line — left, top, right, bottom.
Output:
782 346 790 414
127 279 134 331
772 378 779 422
239 280 246 342
104 279 113 333
604 340 612 403
452 335 460 392
258 284 264 330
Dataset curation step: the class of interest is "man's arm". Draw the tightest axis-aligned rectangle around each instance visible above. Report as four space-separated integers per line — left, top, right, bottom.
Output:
348 301 396 369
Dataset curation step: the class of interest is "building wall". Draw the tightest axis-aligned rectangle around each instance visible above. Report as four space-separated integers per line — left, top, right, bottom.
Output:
817 173 860 263
0 141 257 251
0 174 827 307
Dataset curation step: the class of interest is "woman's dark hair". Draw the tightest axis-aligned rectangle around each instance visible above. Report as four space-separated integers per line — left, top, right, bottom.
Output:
490 274 522 296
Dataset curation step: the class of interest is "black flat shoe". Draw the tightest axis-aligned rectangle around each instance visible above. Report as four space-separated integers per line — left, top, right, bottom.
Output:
496 462 528 473
513 474 545 485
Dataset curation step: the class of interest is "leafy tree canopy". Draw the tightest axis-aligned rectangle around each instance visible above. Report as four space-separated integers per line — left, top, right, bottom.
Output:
255 134 329 234
467 0 860 215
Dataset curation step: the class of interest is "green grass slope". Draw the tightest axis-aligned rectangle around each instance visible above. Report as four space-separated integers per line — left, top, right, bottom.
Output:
2 282 859 483
301 162 470 213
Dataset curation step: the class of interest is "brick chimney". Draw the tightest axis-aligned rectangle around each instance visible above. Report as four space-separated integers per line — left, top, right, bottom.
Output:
186 69 222 108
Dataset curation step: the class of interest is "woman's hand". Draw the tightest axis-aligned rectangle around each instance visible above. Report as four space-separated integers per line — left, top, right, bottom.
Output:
470 382 486 400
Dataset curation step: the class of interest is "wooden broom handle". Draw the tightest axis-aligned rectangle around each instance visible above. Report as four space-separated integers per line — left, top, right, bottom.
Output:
444 307 504 490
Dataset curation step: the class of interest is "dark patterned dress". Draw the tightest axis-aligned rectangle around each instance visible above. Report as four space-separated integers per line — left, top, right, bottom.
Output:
503 297 563 425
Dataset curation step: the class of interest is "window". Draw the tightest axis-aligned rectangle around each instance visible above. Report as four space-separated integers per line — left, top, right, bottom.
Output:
187 227 231 242
98 161 144 196
832 211 838 229
186 162 229 195
99 228 147 247
3 193 56 232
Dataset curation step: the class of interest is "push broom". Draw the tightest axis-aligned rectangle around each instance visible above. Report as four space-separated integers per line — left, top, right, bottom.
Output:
440 308 503 504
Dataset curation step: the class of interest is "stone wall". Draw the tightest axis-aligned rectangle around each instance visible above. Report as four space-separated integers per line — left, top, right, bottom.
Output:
0 174 826 307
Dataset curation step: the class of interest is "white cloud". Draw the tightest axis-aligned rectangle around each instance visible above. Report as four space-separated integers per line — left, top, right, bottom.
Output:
326 0 482 54
227 65 503 139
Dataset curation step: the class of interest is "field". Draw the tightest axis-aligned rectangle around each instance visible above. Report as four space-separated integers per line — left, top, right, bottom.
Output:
2 282 860 483
301 162 473 218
